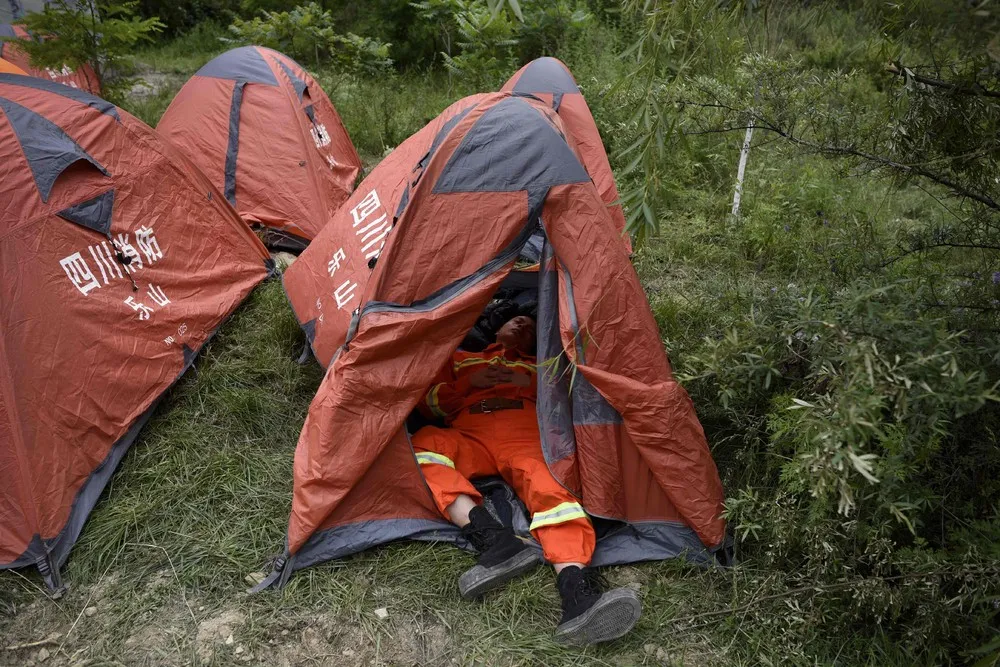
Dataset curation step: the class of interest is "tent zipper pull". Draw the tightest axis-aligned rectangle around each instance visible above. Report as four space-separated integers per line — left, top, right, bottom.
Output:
108 232 138 291
343 307 361 351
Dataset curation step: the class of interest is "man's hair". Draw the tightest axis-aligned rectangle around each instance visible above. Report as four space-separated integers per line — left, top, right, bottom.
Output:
461 295 538 352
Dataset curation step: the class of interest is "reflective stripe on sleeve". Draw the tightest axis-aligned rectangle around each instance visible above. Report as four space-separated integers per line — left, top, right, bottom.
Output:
415 452 455 468
426 383 447 419
454 356 537 374
529 501 588 531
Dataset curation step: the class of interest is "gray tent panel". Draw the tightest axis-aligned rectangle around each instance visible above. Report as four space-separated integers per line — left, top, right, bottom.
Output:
0 95 108 202
196 46 278 86
301 318 316 344
433 96 589 195
224 81 245 206
182 344 198 369
425 104 476 167
275 58 307 100
512 57 580 95
265 512 714 590
537 240 577 467
395 103 479 219
560 263 622 425
291 518 460 572
535 238 621 477
589 521 716 568
0 73 119 119
56 188 115 236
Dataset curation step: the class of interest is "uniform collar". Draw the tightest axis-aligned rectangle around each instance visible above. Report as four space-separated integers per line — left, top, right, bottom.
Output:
483 342 536 362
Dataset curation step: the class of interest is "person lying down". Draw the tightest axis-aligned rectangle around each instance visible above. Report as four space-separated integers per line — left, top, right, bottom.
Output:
412 314 641 645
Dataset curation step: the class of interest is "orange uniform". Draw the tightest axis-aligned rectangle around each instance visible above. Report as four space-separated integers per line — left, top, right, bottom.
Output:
413 344 596 565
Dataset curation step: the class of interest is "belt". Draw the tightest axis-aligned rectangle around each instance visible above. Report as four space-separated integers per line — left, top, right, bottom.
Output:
468 398 524 414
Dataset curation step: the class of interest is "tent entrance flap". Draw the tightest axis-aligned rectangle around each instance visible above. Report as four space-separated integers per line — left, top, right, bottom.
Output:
357 218 542 321
264 220 543 591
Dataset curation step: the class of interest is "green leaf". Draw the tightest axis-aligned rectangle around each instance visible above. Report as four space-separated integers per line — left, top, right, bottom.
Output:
506 0 524 22
641 200 657 235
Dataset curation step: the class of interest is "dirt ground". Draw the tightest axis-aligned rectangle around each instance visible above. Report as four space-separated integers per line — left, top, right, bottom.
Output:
1 561 694 666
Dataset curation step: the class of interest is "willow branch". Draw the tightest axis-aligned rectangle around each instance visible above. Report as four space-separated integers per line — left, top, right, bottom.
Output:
887 62 1000 99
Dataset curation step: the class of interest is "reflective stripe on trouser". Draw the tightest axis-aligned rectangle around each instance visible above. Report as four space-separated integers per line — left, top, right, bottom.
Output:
412 404 596 565
415 451 455 468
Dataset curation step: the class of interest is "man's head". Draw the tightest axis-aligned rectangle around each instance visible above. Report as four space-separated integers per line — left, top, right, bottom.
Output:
496 315 536 355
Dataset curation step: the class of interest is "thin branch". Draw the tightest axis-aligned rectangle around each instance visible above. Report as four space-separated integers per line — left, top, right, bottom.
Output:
887 62 1000 99
669 91 1000 210
925 302 1000 312
677 98 741 112
787 137 994 208
682 125 755 136
743 114 1000 211
881 241 1000 269
5 634 63 652
914 182 969 226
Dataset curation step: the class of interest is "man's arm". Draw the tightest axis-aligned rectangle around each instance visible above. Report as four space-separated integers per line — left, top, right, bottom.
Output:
420 360 516 420
421 362 474 420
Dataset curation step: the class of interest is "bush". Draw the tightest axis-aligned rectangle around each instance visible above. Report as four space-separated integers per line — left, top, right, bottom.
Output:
613 0 1000 659
136 0 242 36
438 2 518 89
18 0 164 103
513 0 593 62
228 2 391 74
411 0 595 86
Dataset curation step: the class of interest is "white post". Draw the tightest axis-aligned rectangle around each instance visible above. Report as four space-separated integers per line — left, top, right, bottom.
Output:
731 121 754 218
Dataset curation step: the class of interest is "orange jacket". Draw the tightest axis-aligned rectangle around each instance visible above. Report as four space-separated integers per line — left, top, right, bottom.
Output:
420 344 537 422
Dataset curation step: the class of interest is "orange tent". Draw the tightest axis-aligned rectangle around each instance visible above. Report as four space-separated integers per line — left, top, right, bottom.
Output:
502 57 631 253
158 46 362 250
257 90 726 589
0 23 100 93
0 74 272 591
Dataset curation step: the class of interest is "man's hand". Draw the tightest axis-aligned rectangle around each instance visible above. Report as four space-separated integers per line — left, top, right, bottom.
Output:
469 365 513 388
469 365 532 388
509 371 532 388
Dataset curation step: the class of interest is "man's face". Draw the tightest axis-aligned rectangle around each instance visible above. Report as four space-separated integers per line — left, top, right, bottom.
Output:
496 315 536 354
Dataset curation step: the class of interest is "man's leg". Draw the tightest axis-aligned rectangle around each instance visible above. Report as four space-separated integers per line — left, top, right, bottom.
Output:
444 494 478 527
412 426 543 598
500 449 597 567
498 433 641 646
411 426 484 519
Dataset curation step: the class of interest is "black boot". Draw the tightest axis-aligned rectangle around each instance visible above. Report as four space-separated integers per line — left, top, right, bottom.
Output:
554 566 642 645
458 506 542 599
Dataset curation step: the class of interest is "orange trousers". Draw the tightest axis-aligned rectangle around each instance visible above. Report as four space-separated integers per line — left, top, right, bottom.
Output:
412 403 595 565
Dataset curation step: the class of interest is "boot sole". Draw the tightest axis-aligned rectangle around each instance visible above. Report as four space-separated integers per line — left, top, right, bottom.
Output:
554 588 642 646
459 549 543 599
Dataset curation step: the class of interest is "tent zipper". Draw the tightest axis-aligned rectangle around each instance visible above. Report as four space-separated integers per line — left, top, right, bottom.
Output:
343 221 538 348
